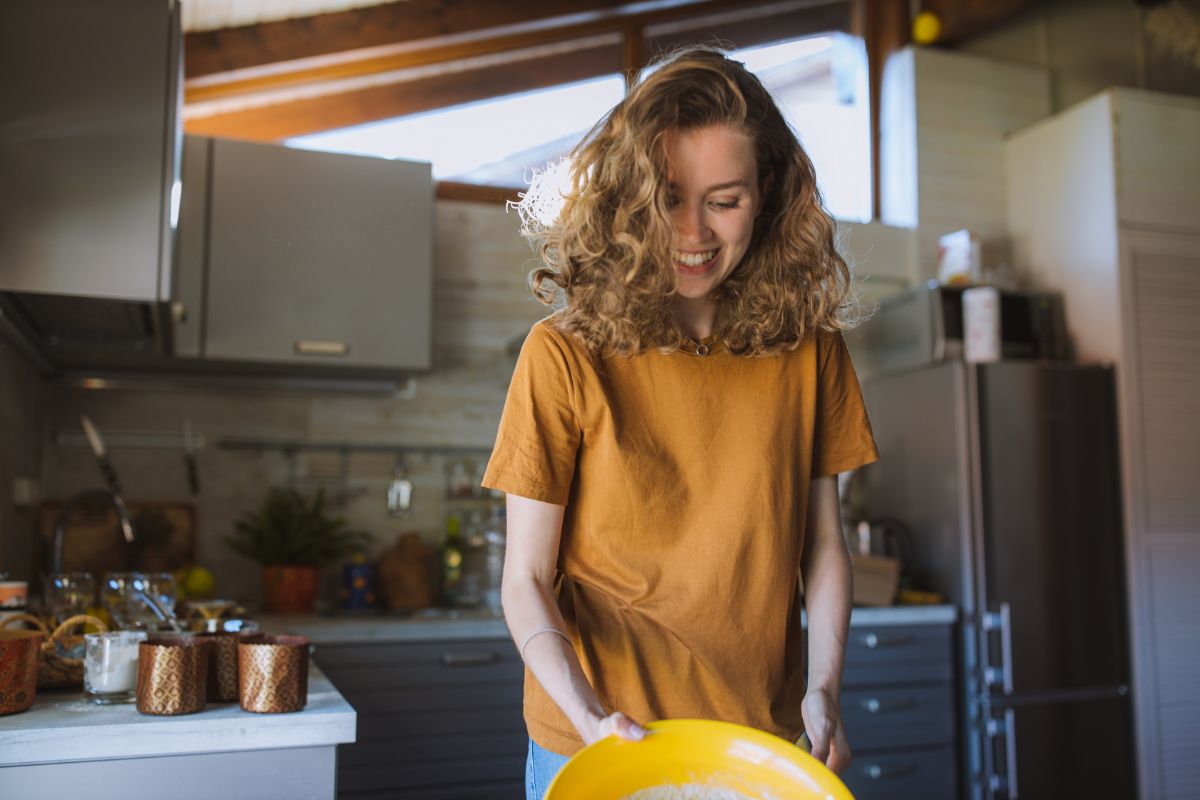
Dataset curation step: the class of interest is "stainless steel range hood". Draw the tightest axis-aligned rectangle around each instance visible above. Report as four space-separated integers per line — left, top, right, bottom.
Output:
0 292 172 369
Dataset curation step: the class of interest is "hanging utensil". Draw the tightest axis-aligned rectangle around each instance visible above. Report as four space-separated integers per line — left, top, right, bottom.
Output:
181 419 200 497
387 457 414 517
80 416 123 496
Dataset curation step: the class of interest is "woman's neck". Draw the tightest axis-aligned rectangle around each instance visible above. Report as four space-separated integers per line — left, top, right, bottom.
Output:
672 295 717 340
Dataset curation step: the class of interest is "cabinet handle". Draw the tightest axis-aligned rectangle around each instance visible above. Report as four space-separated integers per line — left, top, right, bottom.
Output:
170 302 188 324
982 602 1014 694
294 339 350 356
862 696 917 713
864 761 916 780
862 632 913 649
440 651 501 667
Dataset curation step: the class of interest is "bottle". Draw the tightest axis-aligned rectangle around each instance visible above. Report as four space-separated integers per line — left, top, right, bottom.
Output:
442 512 463 606
456 511 487 608
481 505 507 616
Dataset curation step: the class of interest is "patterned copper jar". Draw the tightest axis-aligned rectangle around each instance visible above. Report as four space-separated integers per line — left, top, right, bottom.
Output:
195 631 241 702
0 629 41 715
136 635 210 715
238 634 309 713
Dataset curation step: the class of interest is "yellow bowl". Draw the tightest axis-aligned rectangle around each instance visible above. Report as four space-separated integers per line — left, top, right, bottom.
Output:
545 719 854 800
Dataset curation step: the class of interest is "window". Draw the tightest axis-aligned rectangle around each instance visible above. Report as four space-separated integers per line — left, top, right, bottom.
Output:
288 73 627 188
733 33 872 222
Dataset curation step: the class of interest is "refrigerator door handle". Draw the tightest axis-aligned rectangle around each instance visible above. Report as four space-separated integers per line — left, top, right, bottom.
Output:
985 708 1020 799
982 602 1014 694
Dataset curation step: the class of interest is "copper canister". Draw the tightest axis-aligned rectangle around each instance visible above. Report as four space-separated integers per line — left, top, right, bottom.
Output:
136 635 209 715
0 629 41 715
195 631 241 702
238 634 309 713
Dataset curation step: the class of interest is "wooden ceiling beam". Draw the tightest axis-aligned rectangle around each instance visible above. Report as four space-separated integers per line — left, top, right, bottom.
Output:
185 0 752 79
184 39 622 141
185 0 848 107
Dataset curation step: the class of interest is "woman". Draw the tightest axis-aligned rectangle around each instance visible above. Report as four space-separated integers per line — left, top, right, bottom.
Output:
482 45 879 799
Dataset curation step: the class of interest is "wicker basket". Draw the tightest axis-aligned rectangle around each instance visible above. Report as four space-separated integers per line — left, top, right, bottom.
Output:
0 613 108 688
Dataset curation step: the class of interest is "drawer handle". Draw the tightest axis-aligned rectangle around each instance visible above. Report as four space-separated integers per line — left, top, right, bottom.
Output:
440 651 501 667
294 339 350 356
863 632 913 649
865 762 916 780
863 696 917 713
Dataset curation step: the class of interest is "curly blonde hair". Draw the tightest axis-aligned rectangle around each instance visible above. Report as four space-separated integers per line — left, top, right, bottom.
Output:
523 44 859 357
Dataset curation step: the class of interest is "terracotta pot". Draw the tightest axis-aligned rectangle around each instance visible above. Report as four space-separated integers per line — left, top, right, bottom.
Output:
0 629 41 715
262 565 321 614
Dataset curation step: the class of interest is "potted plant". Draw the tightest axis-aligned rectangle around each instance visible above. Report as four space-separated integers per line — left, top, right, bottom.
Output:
225 488 369 613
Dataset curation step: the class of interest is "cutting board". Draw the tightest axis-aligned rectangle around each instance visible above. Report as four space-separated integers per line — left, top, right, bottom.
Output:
35 501 197 576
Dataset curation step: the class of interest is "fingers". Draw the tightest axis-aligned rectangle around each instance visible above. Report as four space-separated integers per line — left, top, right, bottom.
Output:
596 711 647 742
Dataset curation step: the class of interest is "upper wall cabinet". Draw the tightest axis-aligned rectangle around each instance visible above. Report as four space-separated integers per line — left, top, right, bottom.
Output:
0 0 181 302
186 137 434 372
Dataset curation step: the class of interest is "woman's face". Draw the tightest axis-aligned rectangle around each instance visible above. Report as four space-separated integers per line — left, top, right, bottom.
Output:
663 125 762 301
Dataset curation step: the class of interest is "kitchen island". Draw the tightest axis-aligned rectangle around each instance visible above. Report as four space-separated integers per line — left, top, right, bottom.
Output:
0 665 355 800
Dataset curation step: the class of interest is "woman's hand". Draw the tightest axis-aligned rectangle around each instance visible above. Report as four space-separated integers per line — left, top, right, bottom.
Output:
802 687 851 774
583 711 648 745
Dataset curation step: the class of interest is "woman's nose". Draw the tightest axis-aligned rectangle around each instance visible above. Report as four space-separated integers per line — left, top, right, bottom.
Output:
674 204 710 243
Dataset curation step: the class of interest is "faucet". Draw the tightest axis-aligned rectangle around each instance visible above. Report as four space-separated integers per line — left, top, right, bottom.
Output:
51 489 136 576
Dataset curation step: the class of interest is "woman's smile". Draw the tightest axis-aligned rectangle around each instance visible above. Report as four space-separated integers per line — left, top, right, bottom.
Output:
673 247 721 275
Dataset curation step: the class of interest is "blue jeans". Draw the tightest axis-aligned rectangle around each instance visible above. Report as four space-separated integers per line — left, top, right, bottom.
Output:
525 739 570 800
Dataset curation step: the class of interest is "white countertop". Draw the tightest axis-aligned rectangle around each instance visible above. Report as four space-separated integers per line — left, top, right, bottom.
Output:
0 665 355 767
257 605 958 645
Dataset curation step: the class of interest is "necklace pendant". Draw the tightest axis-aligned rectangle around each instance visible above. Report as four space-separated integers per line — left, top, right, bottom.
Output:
695 343 710 356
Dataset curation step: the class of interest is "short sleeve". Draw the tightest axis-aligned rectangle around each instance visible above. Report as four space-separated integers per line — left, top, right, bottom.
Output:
481 321 582 505
812 330 880 477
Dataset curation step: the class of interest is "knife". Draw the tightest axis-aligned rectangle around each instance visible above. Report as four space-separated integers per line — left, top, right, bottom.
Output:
80 415 123 496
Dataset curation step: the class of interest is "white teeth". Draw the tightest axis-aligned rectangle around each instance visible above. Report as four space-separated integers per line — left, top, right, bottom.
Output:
673 249 718 267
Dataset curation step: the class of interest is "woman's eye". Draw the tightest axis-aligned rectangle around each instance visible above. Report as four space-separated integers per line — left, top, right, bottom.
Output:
710 199 740 210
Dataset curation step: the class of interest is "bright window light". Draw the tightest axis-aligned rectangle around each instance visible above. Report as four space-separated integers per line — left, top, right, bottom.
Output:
733 34 873 223
288 34 871 221
287 74 627 187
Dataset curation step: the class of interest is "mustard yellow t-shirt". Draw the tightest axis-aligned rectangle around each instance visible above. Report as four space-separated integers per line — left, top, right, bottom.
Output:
482 316 879 756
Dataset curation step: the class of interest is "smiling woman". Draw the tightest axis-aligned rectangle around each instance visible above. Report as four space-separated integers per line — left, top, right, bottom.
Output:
485 44 878 800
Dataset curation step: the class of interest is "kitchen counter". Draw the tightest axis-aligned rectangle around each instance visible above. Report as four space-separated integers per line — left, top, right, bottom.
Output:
258 604 958 645
0 666 355 799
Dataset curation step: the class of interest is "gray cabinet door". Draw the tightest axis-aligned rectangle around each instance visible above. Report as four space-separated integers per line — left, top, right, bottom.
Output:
205 138 432 370
0 0 180 302
172 135 210 358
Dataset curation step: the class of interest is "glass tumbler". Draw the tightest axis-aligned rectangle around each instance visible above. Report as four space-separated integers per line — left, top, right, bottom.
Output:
84 630 147 704
45 572 96 624
103 572 179 630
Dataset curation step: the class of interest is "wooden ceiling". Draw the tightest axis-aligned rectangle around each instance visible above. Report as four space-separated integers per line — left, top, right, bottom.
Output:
180 0 1037 205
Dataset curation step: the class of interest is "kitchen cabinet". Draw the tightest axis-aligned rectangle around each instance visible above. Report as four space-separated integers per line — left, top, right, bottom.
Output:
838 618 959 800
1005 87 1200 800
314 637 525 799
879 46 1051 275
183 135 433 373
309 609 957 799
0 0 181 303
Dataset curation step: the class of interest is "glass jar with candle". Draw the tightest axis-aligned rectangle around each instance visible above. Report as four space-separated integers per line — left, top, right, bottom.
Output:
84 630 146 704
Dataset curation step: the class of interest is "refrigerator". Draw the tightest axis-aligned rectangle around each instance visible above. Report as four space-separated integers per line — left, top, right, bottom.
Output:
858 360 1136 800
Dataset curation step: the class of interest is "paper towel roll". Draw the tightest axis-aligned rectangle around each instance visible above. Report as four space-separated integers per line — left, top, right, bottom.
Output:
962 286 1001 363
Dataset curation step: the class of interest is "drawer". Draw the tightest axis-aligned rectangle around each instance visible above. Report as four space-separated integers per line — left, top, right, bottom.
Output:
341 780 523 799
340 752 525 794
315 639 522 691
841 746 958 800
842 685 956 751
843 624 954 686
